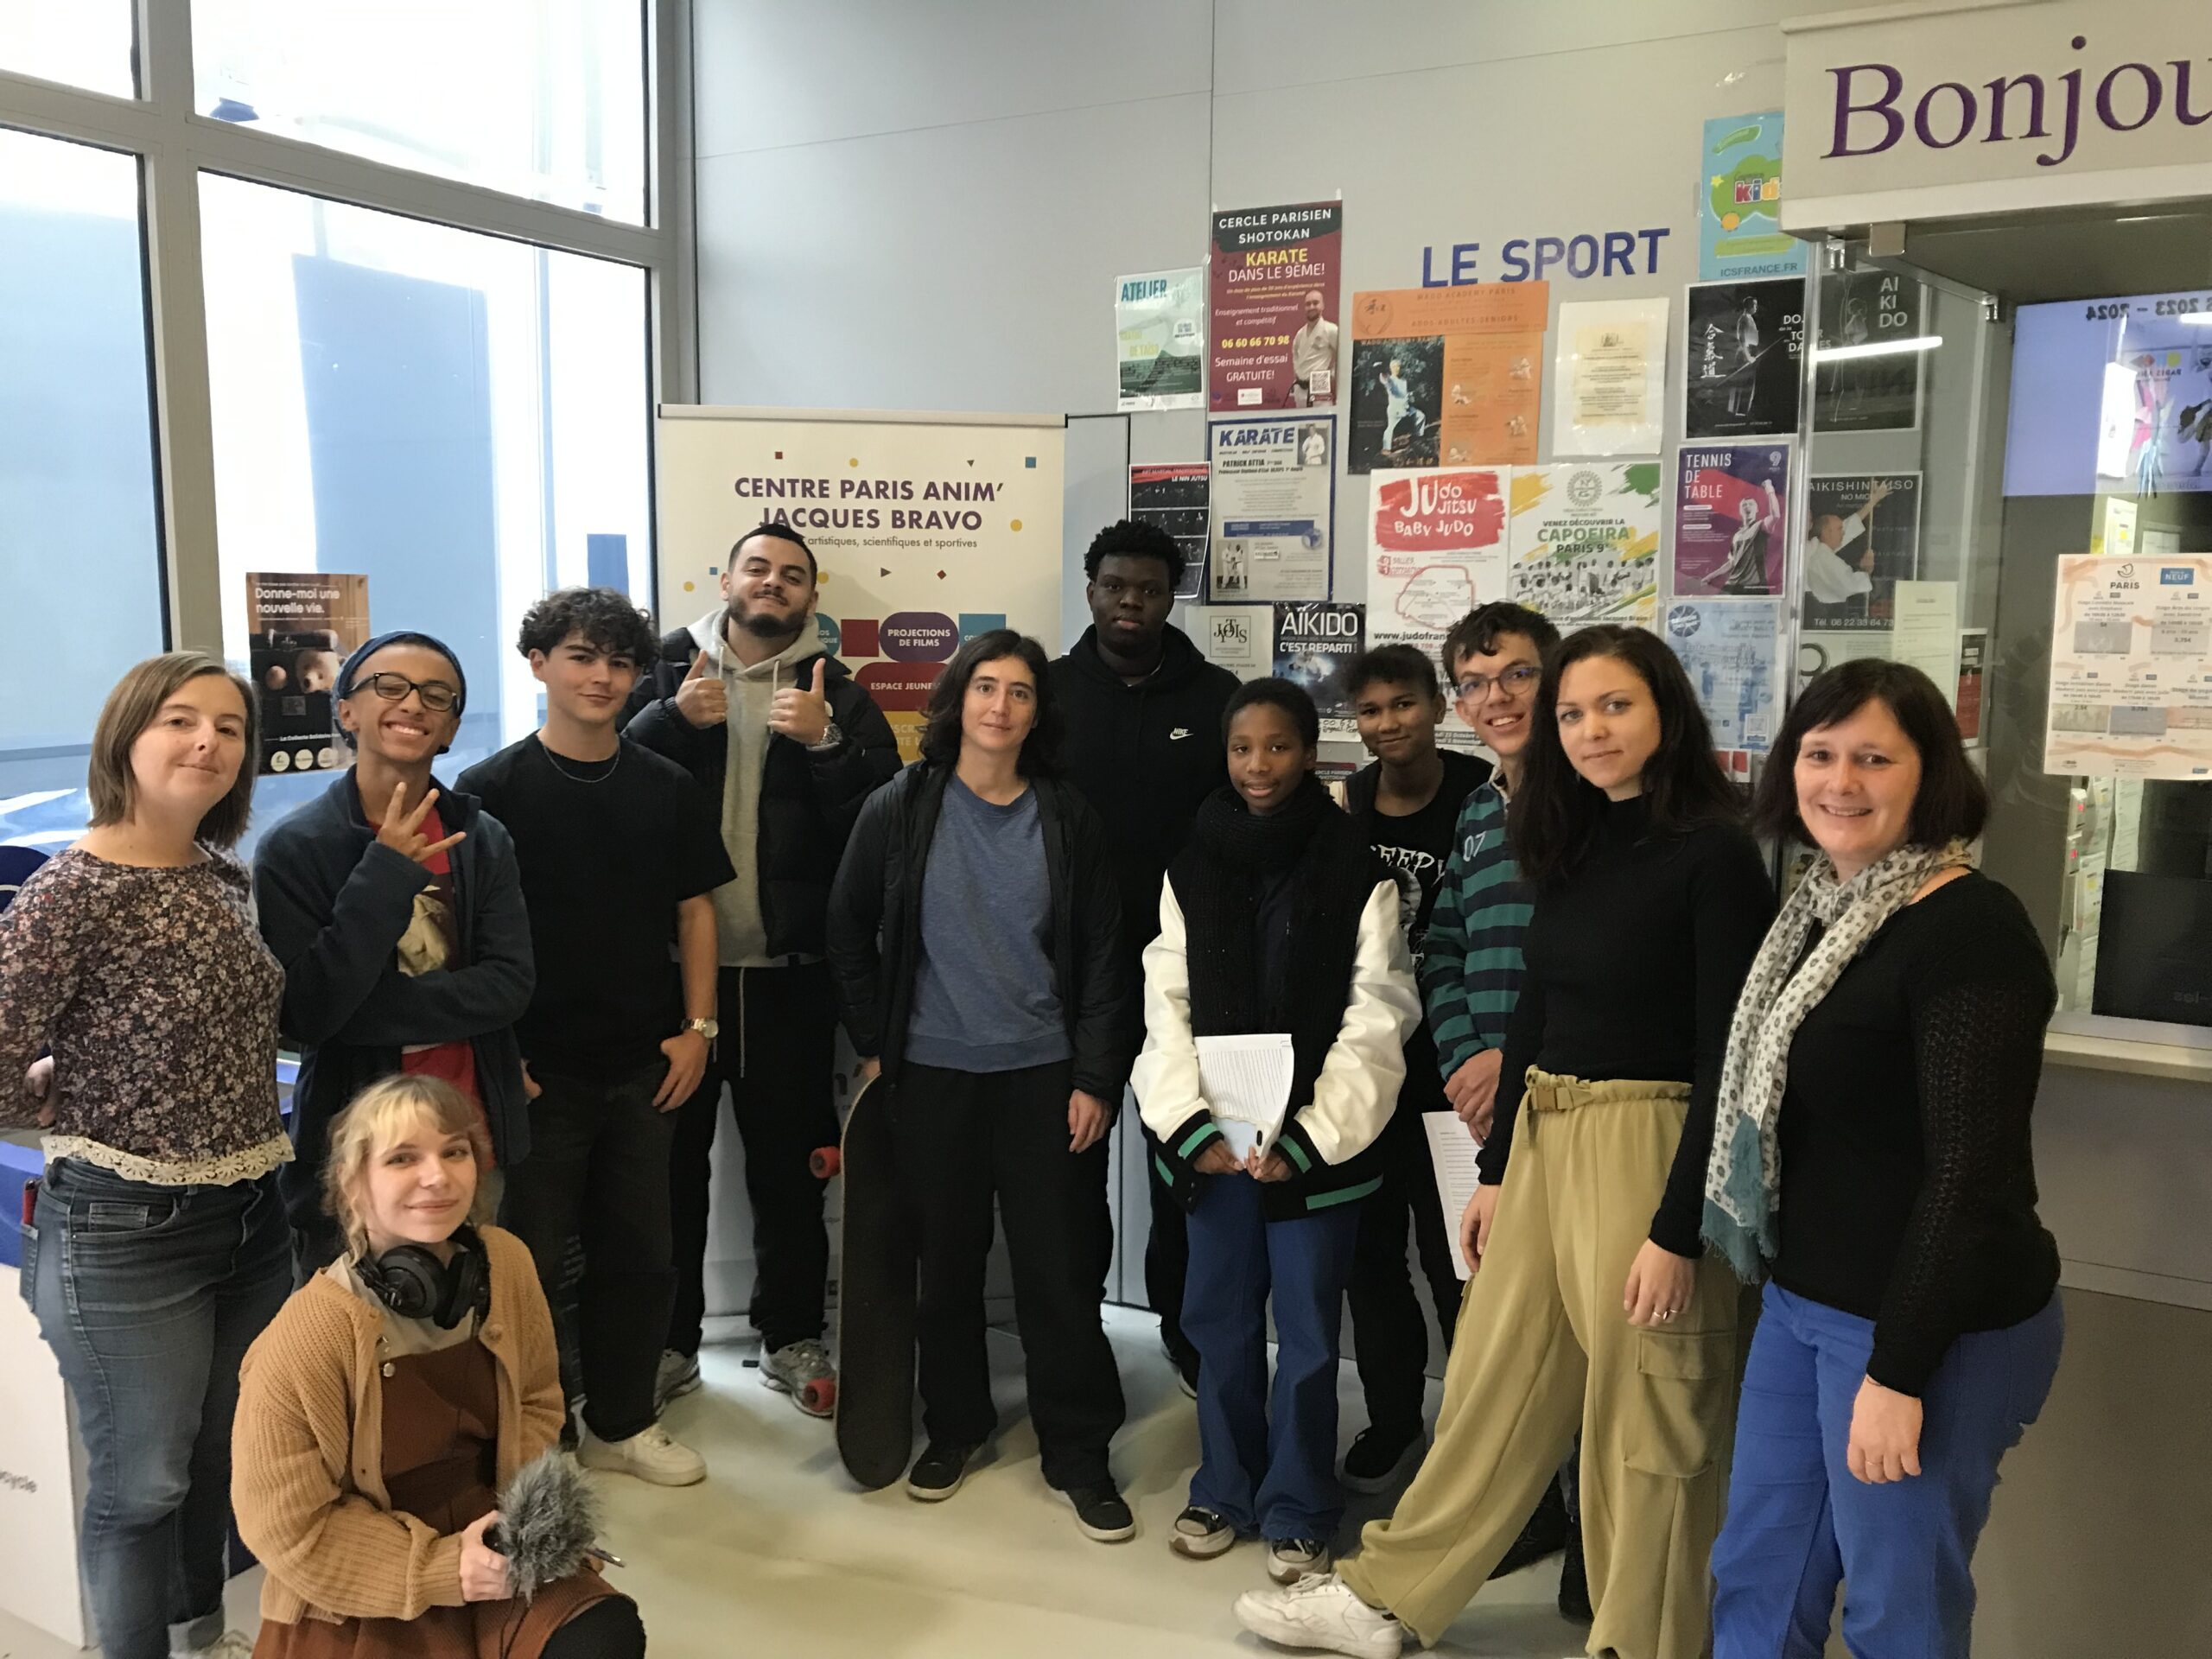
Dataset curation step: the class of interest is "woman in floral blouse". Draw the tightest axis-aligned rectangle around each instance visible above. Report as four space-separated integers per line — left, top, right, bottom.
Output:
3 652 292 1659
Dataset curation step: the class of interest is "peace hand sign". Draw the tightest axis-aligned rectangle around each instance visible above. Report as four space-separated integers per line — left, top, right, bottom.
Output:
767 658 832 747
376 783 466 866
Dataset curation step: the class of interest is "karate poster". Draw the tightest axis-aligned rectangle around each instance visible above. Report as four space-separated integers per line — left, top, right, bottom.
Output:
655 407 1065 763
1208 416 1336 603
1673 443 1791 599
1209 200 1343 412
1128 462 1210 601
1345 283 1548 474
1802 473 1921 632
2044 554 2212 780
1116 268 1205 411
1552 297 1667 458
1683 278 1804 442
1815 270 1923 433
245 571 370 776
1508 462 1662 627
1662 599 1781 753
1699 111 1808 281
1273 601 1364 739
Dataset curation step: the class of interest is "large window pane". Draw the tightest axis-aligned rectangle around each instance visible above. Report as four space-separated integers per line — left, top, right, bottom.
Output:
0 130 164 852
194 1 648 222
200 175 652 850
0 4 135 98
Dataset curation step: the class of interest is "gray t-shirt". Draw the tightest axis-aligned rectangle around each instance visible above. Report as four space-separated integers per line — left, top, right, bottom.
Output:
905 776 1071 1074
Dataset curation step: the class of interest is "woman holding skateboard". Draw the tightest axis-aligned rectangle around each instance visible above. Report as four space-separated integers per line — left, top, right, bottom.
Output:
825 629 1136 1541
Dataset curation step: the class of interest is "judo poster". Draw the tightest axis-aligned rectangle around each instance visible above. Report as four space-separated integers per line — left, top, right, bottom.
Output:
1672 443 1791 599
1815 270 1923 434
1699 111 1808 281
1208 416 1336 603
1803 473 1922 632
1128 462 1211 601
245 571 370 776
1209 200 1344 413
1273 601 1365 739
1345 283 1548 474
1662 598 1781 754
1508 462 1662 627
1116 268 1205 412
1366 469 1511 652
1683 278 1804 441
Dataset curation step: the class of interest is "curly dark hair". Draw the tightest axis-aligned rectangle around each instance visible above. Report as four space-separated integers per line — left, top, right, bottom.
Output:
1509 625 1743 886
1439 601 1561 685
1223 677 1320 749
1752 658 1986 849
1083 518 1185 586
515 587 658 665
918 630 1064 776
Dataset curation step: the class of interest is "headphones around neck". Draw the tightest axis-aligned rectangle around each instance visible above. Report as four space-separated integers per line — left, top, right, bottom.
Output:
358 1223 490 1331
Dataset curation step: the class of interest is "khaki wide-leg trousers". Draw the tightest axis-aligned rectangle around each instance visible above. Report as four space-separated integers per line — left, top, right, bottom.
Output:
1340 1070 1742 1659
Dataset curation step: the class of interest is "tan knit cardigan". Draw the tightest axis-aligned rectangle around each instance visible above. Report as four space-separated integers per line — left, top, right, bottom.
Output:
232 1225 566 1626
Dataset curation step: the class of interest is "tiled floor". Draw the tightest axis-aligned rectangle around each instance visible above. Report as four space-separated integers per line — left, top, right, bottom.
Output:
0 1306 1589 1657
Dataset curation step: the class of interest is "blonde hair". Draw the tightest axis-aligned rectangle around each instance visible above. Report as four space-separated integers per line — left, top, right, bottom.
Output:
323 1075 494 1260
87 652 261 848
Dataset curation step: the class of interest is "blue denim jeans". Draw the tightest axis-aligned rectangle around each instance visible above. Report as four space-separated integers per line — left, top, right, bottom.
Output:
1182 1172 1361 1543
1712 1281 2064 1659
22 1159 291 1659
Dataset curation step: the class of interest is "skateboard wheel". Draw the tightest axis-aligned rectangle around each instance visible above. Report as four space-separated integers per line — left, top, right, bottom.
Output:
803 1376 837 1415
810 1146 842 1179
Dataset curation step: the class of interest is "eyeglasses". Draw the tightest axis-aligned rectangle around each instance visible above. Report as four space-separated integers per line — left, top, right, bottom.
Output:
1454 664 1541 702
350 671 460 712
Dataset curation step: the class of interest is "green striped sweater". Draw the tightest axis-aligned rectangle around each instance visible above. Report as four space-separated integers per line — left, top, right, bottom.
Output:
1421 779 1531 1077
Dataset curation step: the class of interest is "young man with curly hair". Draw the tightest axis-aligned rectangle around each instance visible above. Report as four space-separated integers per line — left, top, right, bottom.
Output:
460 587 735 1487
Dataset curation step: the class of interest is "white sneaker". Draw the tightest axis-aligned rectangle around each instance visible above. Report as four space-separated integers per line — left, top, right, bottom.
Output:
1235 1571 1402 1659
655 1348 702 1414
578 1421 707 1486
175 1634 255 1659
1267 1536 1332 1583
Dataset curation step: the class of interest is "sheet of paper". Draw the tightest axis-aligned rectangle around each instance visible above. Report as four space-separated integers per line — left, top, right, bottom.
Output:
1423 1112 1485 1281
1196 1033 1294 1157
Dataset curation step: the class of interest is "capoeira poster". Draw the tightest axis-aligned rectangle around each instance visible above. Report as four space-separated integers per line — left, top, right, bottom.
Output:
1209 201 1344 413
1508 462 1662 627
1346 284 1548 474
1672 443 1791 599
1683 278 1804 441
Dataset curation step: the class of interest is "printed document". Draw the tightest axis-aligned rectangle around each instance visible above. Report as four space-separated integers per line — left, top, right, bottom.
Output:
1195 1033 1294 1160
1424 1112 1485 1281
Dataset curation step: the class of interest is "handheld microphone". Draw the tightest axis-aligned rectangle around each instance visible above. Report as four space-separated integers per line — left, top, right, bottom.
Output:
482 1452 609 1600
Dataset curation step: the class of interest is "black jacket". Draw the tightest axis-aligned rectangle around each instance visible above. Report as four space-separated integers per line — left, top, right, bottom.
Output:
253 772 535 1252
1047 623 1238 963
620 623 900 959
825 762 1135 1100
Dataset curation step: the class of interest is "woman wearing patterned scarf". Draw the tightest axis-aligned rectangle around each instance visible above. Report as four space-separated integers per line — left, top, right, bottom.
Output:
1706 660 2063 1659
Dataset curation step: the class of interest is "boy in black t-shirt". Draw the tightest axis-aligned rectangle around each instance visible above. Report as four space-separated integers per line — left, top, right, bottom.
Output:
461 588 735 1488
1334 645 1489 1493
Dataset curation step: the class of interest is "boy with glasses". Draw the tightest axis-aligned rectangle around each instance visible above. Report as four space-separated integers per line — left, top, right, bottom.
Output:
257 631 537 1271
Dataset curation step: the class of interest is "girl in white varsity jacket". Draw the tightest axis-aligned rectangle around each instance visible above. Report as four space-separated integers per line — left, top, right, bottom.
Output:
1133 678 1419 1584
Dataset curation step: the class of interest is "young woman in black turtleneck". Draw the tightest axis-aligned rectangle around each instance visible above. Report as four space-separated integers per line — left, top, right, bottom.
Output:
1237 625 1772 1659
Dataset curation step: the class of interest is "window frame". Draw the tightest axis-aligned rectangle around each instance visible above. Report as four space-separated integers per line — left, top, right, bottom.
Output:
0 0 693 657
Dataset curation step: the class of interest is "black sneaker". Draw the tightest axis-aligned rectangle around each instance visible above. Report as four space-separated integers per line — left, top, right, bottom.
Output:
1556 1508 1591 1622
1065 1481 1136 1542
1487 1472 1568 1580
906 1442 978 1502
1340 1425 1422 1494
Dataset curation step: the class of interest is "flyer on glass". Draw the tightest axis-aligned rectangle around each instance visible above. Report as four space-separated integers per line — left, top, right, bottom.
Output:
1208 416 1336 603
1552 297 1668 457
1345 284 1548 474
1508 461 1662 627
1802 472 1921 632
1673 442 1791 598
1662 598 1781 753
1273 601 1365 738
1116 268 1205 411
1815 270 1923 433
245 571 372 777
2004 288 2212 499
1209 200 1344 413
1698 111 1808 281
2044 553 2212 780
1128 462 1211 601
1891 579 1961 691
1955 628 1988 744
1683 278 1804 442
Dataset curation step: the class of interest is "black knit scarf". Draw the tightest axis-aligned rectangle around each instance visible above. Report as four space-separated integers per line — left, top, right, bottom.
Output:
1169 777 1381 1109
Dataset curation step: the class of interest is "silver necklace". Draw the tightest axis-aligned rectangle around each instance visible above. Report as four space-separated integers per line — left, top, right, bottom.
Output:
537 739 624 785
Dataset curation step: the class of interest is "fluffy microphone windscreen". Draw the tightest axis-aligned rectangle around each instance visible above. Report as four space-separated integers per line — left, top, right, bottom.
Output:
490 1451 601 1601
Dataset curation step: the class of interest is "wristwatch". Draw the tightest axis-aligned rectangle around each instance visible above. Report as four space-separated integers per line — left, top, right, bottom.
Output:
806 720 843 753
683 1017 720 1041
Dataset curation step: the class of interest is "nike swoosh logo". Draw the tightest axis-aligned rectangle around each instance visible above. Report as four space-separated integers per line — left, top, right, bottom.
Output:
1168 728 1192 741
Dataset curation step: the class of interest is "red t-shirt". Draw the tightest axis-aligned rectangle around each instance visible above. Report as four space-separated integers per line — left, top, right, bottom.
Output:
374 805 493 1166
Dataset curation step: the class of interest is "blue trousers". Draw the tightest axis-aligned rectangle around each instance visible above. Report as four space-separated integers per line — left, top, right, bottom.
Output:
25 1159 291 1659
1713 1282 2063 1659
1182 1171 1361 1542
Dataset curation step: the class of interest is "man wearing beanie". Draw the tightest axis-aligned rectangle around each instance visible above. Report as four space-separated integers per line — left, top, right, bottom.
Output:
255 631 536 1272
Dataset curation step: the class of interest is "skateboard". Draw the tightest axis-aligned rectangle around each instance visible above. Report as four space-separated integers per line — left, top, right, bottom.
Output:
823 1076 917 1490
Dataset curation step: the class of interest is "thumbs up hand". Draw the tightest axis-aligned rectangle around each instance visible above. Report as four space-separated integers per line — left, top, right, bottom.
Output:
675 650 728 729
768 658 833 747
